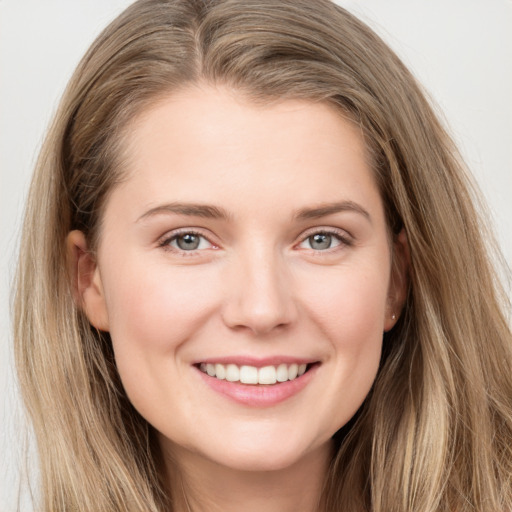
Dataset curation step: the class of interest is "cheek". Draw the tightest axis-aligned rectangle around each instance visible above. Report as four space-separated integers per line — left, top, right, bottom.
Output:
102 257 220 363
101 258 224 426
299 263 390 346
327 271 387 382
297 263 389 426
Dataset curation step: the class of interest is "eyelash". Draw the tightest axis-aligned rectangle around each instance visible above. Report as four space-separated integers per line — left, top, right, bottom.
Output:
158 229 216 256
296 228 353 252
158 227 353 255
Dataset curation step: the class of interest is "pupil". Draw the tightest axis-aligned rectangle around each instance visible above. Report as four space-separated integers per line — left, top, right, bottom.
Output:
310 233 331 250
177 234 200 250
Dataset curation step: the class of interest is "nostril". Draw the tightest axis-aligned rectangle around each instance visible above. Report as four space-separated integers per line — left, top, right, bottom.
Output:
220 266 298 335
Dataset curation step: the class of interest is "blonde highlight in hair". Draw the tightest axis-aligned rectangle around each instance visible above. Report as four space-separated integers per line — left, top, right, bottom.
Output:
14 1 512 510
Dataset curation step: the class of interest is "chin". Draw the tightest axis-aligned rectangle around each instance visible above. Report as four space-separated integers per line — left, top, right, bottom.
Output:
192 428 331 474
213 448 306 473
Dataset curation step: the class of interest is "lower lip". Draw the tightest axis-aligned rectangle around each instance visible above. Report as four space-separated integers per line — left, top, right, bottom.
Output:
195 364 318 407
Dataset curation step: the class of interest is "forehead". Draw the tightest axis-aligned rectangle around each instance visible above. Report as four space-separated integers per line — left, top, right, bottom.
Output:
123 85 371 162
108 85 382 224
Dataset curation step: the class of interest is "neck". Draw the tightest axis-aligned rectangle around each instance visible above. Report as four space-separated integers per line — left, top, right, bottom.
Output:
163 441 333 512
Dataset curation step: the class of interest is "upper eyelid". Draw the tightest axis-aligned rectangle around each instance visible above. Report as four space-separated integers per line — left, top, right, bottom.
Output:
160 227 213 238
297 226 353 241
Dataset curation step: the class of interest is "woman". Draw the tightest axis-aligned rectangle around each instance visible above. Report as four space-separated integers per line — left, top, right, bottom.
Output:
13 0 512 510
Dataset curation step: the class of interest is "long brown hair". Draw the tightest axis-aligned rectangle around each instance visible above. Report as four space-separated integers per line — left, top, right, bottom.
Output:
14 1 512 510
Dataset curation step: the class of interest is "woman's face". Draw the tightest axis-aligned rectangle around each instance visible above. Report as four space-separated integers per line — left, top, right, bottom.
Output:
76 86 406 472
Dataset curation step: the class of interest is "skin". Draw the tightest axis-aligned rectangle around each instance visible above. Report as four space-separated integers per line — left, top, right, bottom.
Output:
69 85 408 512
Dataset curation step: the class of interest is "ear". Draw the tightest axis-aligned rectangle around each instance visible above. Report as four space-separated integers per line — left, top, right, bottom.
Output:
67 230 110 331
384 229 410 332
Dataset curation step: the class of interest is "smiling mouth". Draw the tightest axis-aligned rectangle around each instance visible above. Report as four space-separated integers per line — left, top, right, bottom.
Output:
197 362 314 385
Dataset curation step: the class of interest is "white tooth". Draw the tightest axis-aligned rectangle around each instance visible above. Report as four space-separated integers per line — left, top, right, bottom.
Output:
276 364 289 382
206 363 216 377
215 363 226 380
240 365 258 384
298 364 307 376
200 363 207 373
288 363 298 380
225 364 240 382
258 365 277 385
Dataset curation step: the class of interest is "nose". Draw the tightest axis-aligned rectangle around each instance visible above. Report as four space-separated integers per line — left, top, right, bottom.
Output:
221 246 297 336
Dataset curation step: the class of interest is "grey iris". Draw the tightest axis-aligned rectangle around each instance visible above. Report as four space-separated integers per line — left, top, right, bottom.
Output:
177 233 200 250
309 233 332 250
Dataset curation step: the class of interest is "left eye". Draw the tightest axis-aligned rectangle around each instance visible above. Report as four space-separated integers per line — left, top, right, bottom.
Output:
299 232 343 251
168 233 212 251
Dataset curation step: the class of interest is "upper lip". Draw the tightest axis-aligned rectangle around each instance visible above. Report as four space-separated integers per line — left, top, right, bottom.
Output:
194 356 319 367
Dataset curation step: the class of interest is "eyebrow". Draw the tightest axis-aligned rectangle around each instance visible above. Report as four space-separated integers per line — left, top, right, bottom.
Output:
137 200 371 223
137 202 230 222
294 201 371 222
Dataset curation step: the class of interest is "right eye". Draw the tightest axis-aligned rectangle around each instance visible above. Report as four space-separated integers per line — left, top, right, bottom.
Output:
160 231 215 253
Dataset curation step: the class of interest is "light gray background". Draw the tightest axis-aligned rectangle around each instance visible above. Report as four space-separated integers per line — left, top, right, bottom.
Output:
1 1 511 510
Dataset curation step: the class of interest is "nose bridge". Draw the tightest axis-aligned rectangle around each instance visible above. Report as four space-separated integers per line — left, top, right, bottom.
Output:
222 238 296 335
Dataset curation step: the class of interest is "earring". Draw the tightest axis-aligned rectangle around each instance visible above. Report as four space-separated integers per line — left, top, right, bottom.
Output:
391 313 396 320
